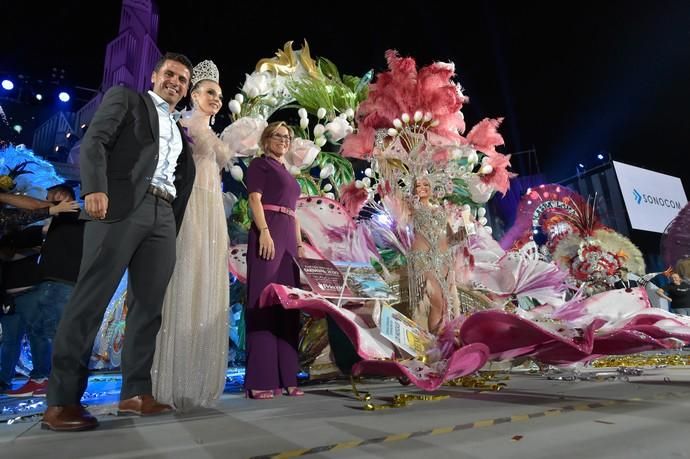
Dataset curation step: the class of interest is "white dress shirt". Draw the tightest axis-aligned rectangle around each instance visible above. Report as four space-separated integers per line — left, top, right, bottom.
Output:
148 90 183 198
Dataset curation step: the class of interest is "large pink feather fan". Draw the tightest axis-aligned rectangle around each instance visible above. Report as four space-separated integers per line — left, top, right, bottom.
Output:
481 153 516 196
417 61 466 138
466 117 505 156
355 51 417 127
340 126 376 159
341 50 469 158
384 48 418 76
339 180 369 218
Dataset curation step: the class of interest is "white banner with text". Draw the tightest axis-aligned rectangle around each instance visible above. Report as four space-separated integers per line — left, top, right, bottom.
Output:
613 161 687 233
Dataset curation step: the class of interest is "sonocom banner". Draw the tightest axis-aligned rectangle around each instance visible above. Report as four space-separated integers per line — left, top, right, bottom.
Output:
613 161 687 233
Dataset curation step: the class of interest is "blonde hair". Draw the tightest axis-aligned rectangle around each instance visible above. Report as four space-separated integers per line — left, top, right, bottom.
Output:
260 121 293 155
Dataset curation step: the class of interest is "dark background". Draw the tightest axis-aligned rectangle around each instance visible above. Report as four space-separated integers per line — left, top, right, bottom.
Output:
3 0 688 185
2 1 689 267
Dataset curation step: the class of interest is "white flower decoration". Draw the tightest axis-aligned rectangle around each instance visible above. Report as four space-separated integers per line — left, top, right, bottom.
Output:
287 138 320 169
230 165 244 182
313 124 326 137
324 117 352 142
228 100 241 114
319 163 336 179
220 116 268 157
242 71 273 98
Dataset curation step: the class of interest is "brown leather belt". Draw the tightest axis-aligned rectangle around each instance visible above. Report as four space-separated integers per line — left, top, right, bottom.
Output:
147 185 174 204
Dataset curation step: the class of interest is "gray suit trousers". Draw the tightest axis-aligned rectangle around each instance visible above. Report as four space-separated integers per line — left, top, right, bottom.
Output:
47 194 176 405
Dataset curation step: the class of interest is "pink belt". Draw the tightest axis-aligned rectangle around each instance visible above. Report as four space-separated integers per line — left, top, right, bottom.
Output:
263 204 295 217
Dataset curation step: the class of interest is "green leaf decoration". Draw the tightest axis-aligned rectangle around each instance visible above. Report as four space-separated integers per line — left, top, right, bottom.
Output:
318 57 341 82
342 74 360 92
318 151 355 188
377 248 407 272
287 78 333 114
232 198 252 230
296 175 320 196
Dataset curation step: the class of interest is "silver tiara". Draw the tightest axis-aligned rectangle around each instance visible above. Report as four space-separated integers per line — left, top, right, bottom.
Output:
191 60 220 86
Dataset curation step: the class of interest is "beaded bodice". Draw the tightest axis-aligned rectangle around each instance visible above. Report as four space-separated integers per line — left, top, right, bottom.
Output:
411 204 448 250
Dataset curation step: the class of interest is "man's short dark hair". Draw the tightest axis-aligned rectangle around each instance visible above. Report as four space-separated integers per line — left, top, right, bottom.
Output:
47 183 76 200
154 52 193 78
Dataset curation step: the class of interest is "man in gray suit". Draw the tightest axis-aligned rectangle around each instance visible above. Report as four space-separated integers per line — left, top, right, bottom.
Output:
42 52 196 431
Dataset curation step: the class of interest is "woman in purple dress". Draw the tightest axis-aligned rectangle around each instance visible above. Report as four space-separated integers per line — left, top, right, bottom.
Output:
245 121 305 399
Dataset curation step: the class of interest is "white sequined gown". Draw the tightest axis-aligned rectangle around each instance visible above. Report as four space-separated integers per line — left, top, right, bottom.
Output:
151 112 233 411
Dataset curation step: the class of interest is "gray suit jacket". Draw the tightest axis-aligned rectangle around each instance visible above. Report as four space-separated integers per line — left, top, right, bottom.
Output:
79 86 195 232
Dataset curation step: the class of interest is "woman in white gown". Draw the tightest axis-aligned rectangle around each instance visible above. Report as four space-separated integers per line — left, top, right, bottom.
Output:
151 60 234 410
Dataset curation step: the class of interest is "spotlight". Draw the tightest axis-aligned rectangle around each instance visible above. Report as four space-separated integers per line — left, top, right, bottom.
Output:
58 91 70 102
65 132 72 139
577 163 585 169
1 79 14 90
597 153 604 160
35 93 43 101
13 124 22 133
80 123 87 129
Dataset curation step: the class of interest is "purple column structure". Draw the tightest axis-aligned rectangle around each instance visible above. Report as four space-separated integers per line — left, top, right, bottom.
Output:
31 0 161 175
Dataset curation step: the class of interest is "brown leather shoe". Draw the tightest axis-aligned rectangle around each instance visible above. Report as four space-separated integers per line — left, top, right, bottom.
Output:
41 405 99 431
117 394 172 416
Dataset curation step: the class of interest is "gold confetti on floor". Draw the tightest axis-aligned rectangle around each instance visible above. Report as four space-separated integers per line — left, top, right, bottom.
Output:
590 352 690 368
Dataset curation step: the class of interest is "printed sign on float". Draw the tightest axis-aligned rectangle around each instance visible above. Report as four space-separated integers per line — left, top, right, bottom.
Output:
613 161 688 233
378 304 433 357
294 258 398 303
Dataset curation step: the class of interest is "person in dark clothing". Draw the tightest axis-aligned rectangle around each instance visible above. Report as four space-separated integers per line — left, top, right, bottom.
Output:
0 188 80 393
0 185 85 396
612 267 639 292
0 234 42 394
657 273 690 315
0 191 80 236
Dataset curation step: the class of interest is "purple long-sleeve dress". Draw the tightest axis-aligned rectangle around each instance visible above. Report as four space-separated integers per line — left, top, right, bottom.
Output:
245 156 302 391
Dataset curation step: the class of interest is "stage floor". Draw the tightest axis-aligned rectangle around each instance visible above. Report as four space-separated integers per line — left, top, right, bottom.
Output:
2 361 690 458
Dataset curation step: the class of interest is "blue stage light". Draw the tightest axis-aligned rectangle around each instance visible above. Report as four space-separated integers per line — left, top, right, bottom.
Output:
578 163 585 169
35 93 43 101
58 91 71 102
597 153 604 160
1 79 14 90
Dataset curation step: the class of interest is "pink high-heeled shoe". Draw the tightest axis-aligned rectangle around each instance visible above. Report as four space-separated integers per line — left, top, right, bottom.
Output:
245 389 274 400
282 387 304 396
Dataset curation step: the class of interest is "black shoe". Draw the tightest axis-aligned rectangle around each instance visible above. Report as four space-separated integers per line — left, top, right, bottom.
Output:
0 381 11 394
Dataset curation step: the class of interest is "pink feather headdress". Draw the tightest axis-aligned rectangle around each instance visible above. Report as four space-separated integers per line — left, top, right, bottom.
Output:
342 50 468 159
